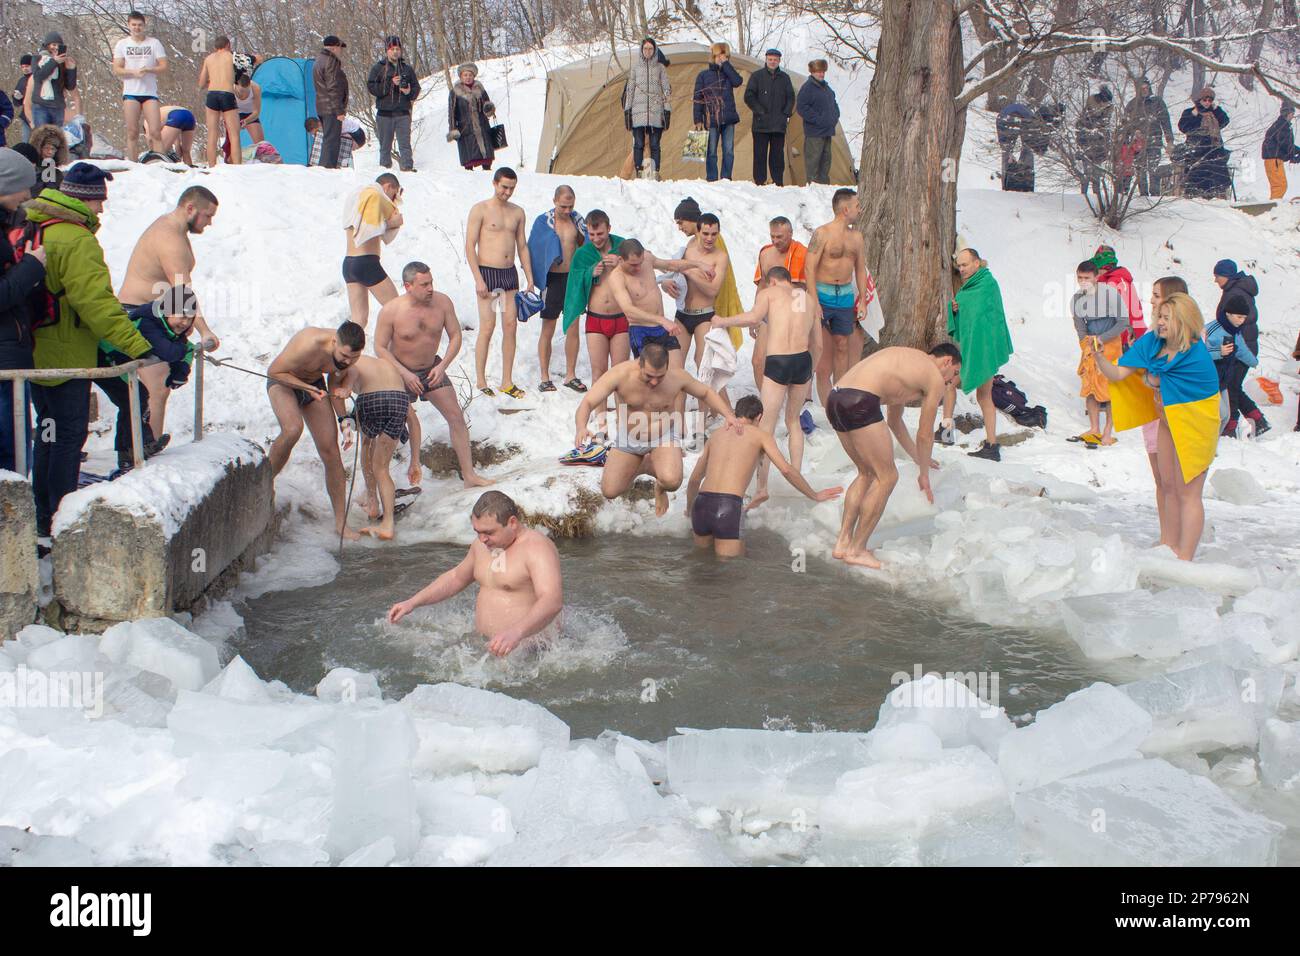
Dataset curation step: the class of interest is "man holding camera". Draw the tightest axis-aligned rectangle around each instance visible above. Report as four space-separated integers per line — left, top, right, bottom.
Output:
30 32 77 129
367 35 420 173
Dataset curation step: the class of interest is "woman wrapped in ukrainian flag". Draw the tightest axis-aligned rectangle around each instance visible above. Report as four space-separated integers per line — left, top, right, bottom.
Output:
1092 290 1220 561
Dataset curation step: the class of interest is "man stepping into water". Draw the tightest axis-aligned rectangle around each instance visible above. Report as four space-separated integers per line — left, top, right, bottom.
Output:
575 340 738 517
526 184 588 393
686 394 841 558
713 265 821 511
374 261 492 491
465 166 537 398
341 173 404 328
388 491 563 658
266 321 366 541
117 185 221 437
805 188 868 405
330 354 411 541
828 344 962 569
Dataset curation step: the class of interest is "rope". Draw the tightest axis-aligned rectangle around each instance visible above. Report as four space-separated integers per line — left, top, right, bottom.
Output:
339 407 360 558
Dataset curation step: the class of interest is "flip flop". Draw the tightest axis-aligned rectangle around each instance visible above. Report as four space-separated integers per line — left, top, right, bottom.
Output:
564 378 588 393
393 501 413 519
395 486 423 499
478 386 496 398
500 385 526 399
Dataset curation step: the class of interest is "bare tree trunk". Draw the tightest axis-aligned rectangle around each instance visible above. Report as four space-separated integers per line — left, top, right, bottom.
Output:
857 0 966 349
1238 0 1277 89
1189 0 1206 94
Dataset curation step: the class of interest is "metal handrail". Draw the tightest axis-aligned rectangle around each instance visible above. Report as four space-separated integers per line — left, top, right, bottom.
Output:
4 346 207 478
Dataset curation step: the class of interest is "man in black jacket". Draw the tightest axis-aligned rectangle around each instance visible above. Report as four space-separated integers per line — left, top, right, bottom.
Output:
0 148 43 474
313 35 349 169
1262 101 1298 200
743 48 794 186
13 55 34 142
1122 77 1174 196
367 36 420 173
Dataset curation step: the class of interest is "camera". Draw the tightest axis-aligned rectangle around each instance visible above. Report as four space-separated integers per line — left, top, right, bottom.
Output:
57 43 67 54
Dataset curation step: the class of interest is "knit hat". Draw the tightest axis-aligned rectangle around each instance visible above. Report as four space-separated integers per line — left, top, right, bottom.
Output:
1282 102 1296 116
10 143 39 166
323 35 346 49
0 149 37 196
59 162 113 201
1213 258 1239 278
385 35 402 49
20 54 33 66
1222 292 1252 317
1091 244 1118 270
42 32 64 48
673 196 702 222
458 62 478 77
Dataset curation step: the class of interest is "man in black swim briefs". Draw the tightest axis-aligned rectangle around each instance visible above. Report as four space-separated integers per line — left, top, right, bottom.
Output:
686 394 841 557
343 173 404 329
826 343 961 570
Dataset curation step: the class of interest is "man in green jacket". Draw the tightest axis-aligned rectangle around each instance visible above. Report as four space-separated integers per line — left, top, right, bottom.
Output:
27 163 152 537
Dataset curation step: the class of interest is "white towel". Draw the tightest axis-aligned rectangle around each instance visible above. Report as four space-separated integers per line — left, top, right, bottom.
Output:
696 326 738 396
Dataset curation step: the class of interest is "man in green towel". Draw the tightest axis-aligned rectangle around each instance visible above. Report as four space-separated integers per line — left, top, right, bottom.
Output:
940 247 1013 461
562 208 624 443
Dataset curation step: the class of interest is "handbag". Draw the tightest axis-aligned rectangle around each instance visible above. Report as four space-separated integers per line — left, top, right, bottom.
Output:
490 124 507 149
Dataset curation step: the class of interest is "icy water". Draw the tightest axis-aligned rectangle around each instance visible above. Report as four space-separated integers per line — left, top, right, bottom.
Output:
234 530 1101 740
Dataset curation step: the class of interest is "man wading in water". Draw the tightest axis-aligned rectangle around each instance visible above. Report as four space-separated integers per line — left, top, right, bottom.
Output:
388 491 563 657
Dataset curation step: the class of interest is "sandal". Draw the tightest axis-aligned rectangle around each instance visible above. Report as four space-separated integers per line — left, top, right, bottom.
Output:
500 385 526 399
564 378 588 393
539 380 558 393
478 386 496 397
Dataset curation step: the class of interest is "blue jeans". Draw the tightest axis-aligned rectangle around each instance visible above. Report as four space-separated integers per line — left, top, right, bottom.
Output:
706 124 735 181
31 104 64 129
0 343 33 476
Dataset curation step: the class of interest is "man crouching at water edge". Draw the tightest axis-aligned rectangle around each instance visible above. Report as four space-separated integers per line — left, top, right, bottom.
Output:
575 340 740 517
829 344 961 569
388 492 562 657
686 395 842 558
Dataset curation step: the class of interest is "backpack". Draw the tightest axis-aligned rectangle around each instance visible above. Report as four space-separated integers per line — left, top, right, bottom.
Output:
991 374 1048 429
6 218 87 337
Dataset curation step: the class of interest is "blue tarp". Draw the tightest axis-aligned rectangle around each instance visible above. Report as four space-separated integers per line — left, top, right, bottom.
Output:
242 56 317 165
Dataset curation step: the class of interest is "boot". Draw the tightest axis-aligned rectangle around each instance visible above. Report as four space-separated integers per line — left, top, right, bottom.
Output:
1245 408 1271 437
1221 418 1237 438
968 440 1001 461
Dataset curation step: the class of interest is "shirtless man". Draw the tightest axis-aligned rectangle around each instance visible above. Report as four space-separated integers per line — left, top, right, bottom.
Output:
573 210 626 440
117 185 221 435
373 261 491 489
387 491 563 658
827 344 962 569
668 213 728 371
751 216 807 390
465 167 537 398
528 185 587 392
712 265 820 510
606 239 714 370
331 354 411 541
806 188 868 405
686 394 841 557
197 36 240 166
575 341 738 516
266 321 366 540
343 173 404 328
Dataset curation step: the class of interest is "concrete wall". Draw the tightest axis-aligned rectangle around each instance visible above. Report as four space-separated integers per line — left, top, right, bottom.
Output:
0 473 39 640
52 438 273 625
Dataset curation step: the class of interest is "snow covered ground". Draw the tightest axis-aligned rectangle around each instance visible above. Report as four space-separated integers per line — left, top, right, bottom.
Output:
3 25 1300 865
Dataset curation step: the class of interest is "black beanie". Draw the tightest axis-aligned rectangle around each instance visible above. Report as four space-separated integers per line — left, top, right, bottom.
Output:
1222 292 1252 318
673 196 701 222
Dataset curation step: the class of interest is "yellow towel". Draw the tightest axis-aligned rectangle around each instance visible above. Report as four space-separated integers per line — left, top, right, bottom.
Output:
343 184 395 247
713 235 744 351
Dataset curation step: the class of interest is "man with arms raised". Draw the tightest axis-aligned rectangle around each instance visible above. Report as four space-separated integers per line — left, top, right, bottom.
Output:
265 321 366 540
827 344 961 569
117 184 220 435
686 394 840 557
575 340 737 517
806 188 867 404
712 265 819 510
466 166 536 399
606 239 713 367
341 172 403 328
388 491 563 658
374 260 491 489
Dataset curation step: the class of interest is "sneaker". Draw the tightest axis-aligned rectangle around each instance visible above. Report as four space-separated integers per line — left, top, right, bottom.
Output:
1249 415 1272 437
145 433 171 458
934 425 956 446
968 441 1001 461
799 409 816 435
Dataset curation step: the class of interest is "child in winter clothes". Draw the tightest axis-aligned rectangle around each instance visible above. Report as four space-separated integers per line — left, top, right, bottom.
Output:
1205 291 1268 437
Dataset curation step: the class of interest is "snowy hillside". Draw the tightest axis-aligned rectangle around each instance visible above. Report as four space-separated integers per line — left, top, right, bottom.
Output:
3 23 1300 867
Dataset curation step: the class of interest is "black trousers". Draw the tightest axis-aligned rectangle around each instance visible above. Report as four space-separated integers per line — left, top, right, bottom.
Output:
632 126 662 172
31 378 90 536
96 373 155 462
752 131 786 186
1221 360 1260 424
318 113 342 168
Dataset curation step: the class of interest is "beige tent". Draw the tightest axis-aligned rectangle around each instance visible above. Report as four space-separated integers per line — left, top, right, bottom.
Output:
537 43 857 185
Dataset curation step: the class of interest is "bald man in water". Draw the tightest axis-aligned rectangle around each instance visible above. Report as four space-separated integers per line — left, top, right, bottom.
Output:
388 491 562 657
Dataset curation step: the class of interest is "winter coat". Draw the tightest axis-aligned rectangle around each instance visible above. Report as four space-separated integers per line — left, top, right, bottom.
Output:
796 76 839 139
1122 94 1173 148
1262 115 1300 162
448 81 495 167
0 206 45 350
1214 274 1258 327
366 58 420 115
28 124 69 166
744 67 795 134
1098 265 1145 336
623 53 670 129
1204 318 1258 373
0 90 12 137
26 189 150 386
13 74 30 117
30 53 76 110
312 47 348 115
692 61 742 129
101 303 193 387
1178 104 1229 148
1075 96 1113 163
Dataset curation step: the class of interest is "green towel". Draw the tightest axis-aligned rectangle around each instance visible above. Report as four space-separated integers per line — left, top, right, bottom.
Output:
947 266 1013 393
562 234 624 333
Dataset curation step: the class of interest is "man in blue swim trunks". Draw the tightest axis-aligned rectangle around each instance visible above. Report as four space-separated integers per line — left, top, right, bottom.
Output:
158 105 196 164
805 187 868 406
